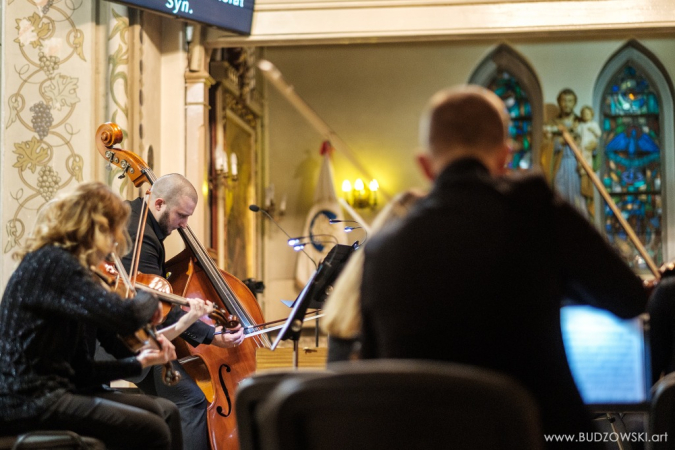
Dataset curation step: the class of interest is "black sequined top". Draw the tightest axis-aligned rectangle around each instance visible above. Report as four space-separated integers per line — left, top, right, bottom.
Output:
0 245 158 422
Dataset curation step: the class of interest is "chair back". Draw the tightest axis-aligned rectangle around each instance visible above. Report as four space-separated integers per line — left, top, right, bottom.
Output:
650 372 675 449
235 370 330 450
256 360 544 450
0 430 105 450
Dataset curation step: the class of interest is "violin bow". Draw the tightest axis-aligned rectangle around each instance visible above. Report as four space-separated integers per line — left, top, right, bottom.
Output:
109 250 137 295
558 125 660 278
128 190 153 291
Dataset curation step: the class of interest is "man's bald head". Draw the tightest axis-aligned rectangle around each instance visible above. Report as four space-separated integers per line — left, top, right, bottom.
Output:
148 174 198 235
151 173 198 207
418 85 511 177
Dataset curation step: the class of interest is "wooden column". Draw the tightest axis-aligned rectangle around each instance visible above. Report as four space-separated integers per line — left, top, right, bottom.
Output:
185 25 215 244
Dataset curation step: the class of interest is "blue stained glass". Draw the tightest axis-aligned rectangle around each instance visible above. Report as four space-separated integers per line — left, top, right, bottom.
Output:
487 70 533 171
601 63 662 268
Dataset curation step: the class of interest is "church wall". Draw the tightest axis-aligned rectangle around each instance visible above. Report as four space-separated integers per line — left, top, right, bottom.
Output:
0 1 189 290
1 0 96 286
259 35 675 320
2 1 674 320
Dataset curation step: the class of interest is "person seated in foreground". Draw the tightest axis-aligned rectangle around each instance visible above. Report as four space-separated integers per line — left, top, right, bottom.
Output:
359 85 648 448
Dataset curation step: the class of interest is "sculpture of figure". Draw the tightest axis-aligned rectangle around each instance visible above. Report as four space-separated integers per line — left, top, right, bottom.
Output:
542 88 587 218
578 105 602 216
579 106 602 167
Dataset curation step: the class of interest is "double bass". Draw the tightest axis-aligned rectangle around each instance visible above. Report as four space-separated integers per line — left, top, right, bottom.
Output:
95 122 271 450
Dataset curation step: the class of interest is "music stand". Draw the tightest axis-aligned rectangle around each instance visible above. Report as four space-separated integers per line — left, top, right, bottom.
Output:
270 244 356 367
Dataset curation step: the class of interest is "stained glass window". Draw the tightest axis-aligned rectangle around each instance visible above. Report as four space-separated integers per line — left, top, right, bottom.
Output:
601 64 662 268
487 70 533 171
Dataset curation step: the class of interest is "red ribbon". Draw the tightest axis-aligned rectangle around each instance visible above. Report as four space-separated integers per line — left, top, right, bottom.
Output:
320 140 333 156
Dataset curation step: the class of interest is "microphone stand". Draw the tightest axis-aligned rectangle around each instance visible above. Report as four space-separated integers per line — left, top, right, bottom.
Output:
251 204 323 349
250 205 318 269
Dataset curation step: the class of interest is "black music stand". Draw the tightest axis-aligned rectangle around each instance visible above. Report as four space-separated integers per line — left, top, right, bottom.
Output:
270 244 356 368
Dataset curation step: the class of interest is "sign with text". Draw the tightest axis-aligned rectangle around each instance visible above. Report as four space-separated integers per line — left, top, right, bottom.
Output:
114 0 254 35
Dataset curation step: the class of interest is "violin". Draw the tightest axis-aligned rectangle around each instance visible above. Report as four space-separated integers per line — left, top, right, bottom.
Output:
90 262 181 386
97 257 240 329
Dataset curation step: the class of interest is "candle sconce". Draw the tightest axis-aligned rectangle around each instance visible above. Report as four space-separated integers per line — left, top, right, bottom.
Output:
215 149 239 184
263 184 286 220
342 178 378 209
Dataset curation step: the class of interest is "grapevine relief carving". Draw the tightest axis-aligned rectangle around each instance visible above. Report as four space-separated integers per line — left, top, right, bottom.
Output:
4 0 86 254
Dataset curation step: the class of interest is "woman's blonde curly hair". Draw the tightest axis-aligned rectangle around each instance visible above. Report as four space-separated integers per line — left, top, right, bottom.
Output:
15 182 131 267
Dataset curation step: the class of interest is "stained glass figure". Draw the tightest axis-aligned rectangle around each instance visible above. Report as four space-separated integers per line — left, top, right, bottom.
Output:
487 71 533 171
601 64 662 268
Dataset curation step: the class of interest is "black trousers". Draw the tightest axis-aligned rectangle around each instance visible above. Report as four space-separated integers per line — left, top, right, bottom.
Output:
136 363 209 450
6 390 182 450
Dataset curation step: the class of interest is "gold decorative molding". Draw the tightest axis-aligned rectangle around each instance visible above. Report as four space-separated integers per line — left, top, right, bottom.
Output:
224 91 258 129
185 70 216 86
206 0 675 47
255 0 573 9
105 4 132 193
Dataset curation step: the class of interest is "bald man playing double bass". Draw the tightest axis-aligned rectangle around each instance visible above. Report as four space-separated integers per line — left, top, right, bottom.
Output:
360 85 647 448
122 174 244 450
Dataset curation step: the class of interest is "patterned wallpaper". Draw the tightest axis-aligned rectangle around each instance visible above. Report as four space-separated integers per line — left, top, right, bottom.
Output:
2 0 94 286
103 3 131 193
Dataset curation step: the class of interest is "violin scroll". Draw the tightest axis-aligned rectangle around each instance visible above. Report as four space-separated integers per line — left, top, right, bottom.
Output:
659 260 675 279
145 328 181 387
642 260 675 298
161 366 181 386
209 310 240 330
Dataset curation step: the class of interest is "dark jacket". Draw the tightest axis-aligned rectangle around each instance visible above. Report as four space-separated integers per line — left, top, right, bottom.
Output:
122 197 214 347
0 245 157 422
360 158 647 447
648 276 675 383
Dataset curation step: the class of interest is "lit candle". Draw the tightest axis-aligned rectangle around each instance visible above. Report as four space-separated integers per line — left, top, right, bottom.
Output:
265 185 274 208
279 193 287 213
354 179 365 203
215 145 225 172
342 180 352 202
230 153 238 177
369 179 379 207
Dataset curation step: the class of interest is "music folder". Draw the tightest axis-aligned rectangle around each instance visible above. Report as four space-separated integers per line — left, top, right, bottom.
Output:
560 304 651 411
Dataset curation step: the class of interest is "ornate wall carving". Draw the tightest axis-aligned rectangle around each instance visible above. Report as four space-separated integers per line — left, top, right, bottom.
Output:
2 0 94 285
103 3 132 193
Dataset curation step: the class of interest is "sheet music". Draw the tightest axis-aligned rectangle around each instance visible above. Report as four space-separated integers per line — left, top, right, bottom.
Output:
561 305 648 405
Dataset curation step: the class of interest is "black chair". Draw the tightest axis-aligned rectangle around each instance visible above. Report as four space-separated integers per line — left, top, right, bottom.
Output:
256 359 544 450
0 431 105 450
649 372 675 449
235 370 331 450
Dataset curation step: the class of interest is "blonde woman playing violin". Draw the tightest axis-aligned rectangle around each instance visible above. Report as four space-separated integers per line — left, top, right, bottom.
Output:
0 182 199 450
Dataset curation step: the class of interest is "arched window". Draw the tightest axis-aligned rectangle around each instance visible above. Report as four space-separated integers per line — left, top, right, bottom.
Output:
594 41 675 270
469 44 543 172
